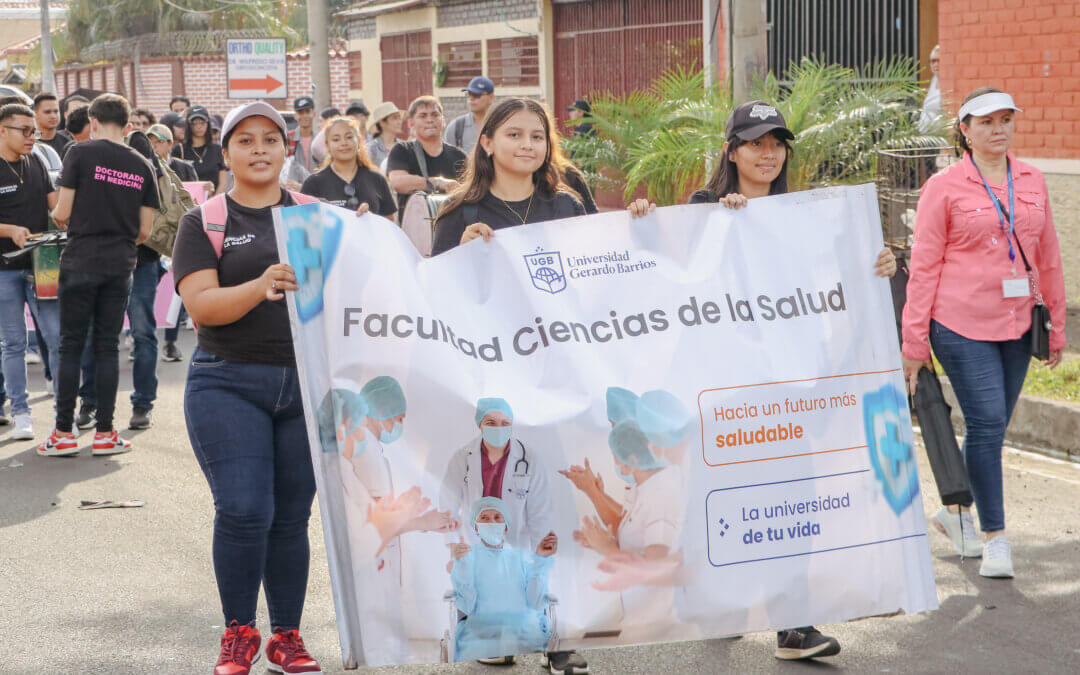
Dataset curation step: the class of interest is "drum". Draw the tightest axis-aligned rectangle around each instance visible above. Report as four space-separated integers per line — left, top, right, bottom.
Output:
401 191 447 257
32 239 63 300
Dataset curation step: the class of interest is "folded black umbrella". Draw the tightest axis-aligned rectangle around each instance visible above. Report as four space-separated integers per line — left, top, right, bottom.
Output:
2 231 67 260
911 366 972 506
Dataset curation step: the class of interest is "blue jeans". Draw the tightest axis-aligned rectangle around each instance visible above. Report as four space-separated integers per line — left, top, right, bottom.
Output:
929 320 1030 532
184 347 316 629
56 270 131 432
0 270 60 415
80 261 160 410
164 304 187 343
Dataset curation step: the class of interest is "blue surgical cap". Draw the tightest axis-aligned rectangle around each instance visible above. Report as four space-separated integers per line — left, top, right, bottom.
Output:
360 376 407 420
609 420 666 471
316 388 368 454
606 387 638 424
475 397 514 427
636 389 693 447
470 496 510 526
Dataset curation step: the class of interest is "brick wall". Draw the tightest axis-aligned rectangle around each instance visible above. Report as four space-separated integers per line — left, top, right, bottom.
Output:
56 53 352 118
436 0 538 28
938 0 1080 159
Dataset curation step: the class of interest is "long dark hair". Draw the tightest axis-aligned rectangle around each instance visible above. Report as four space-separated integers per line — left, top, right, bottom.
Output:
438 98 567 219
955 86 1004 156
703 132 791 198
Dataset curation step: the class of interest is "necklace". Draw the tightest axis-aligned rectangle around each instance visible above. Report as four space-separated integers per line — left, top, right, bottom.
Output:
190 144 208 163
496 189 535 225
1 156 23 184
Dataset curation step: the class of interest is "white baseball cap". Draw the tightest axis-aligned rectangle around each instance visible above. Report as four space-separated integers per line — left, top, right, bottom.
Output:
958 91 1022 120
221 101 289 146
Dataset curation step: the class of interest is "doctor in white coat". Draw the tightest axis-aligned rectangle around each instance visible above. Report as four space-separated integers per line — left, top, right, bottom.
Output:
440 398 554 553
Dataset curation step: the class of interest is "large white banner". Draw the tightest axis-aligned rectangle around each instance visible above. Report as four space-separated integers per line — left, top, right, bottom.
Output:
273 185 937 668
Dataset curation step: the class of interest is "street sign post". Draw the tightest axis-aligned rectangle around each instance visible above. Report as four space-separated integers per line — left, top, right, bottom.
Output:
226 38 288 99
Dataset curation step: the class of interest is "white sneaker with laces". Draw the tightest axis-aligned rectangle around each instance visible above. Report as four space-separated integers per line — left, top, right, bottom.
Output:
12 413 34 440
980 536 1014 578
933 507 983 557
25 351 42 365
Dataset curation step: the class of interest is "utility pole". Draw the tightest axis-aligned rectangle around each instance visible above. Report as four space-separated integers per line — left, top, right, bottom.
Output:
703 0 724 87
307 0 332 109
39 0 55 94
729 0 768 102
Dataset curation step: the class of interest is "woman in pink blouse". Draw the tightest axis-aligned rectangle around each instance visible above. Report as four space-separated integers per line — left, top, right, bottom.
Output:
901 87 1065 579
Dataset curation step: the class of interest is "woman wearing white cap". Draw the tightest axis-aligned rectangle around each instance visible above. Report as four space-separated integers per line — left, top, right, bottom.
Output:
902 87 1065 578
172 101 326 675
366 102 403 169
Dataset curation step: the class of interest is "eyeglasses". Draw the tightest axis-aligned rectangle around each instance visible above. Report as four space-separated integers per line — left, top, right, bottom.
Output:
2 125 39 139
343 184 360 209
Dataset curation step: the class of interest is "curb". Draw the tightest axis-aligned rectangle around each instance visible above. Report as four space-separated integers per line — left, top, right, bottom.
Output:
938 377 1080 462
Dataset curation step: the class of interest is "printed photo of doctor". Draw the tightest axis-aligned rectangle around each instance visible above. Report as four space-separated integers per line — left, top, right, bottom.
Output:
447 496 557 662
440 398 554 551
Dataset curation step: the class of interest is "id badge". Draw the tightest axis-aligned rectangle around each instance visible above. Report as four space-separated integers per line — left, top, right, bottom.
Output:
1002 277 1030 298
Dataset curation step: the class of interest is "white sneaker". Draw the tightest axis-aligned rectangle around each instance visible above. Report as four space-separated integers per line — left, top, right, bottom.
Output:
980 536 1014 578
25 351 42 365
933 507 983 557
11 413 34 440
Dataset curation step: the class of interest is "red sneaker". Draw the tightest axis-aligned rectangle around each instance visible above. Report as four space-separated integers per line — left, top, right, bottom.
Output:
91 430 132 456
36 429 79 457
266 628 322 674
215 622 261 675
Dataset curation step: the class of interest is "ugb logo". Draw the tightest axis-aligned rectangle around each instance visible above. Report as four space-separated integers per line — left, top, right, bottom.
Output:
523 248 567 294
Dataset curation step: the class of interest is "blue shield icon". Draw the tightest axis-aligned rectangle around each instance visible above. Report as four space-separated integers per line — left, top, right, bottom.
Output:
282 203 344 323
523 250 567 294
862 383 919 516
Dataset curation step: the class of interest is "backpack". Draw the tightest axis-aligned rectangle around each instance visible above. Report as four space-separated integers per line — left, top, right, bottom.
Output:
199 190 321 258
144 158 197 257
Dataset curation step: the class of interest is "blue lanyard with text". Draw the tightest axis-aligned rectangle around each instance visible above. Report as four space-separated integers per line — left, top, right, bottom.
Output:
969 154 1015 262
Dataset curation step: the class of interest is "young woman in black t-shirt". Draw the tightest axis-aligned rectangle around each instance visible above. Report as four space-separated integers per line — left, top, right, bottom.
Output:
172 105 227 194
300 116 396 218
171 102 323 675
431 98 585 258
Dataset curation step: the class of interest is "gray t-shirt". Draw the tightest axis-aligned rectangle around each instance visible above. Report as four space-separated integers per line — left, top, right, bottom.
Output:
444 113 480 154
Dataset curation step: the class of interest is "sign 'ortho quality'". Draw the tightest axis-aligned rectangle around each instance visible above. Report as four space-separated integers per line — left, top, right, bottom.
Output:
225 38 287 99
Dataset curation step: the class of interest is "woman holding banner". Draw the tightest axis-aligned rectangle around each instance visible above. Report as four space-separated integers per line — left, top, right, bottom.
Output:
300 116 397 219
902 87 1065 579
172 101 325 675
627 100 897 661
430 96 589 675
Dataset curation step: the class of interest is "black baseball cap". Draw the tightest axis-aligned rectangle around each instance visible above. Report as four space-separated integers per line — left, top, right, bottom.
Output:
186 105 210 123
345 100 369 116
725 101 794 142
293 96 315 111
567 99 591 114
320 106 341 120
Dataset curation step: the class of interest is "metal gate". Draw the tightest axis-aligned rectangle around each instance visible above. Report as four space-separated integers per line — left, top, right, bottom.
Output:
553 0 703 127
380 30 433 112
767 0 920 80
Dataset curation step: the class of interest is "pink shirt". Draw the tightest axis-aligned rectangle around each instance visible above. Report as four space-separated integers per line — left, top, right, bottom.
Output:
901 152 1066 361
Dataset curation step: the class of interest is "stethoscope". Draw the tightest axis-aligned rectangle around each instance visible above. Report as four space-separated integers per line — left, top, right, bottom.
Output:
464 439 529 484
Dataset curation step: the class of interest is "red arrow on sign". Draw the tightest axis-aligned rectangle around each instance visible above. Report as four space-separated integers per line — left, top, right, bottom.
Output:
229 75 284 93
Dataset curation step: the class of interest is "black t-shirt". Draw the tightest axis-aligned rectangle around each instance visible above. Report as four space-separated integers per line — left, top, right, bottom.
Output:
40 130 73 159
386 140 467 219
300 165 397 218
58 139 160 274
432 188 585 256
562 165 597 214
172 192 297 366
0 154 55 270
689 189 720 204
172 142 226 188
169 156 199 182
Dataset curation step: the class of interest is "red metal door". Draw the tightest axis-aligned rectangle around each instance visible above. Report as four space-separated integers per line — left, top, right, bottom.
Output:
380 29 433 112
553 0 703 128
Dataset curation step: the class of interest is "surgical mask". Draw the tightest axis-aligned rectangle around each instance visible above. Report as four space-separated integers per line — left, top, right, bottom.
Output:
380 421 403 444
481 425 512 448
617 467 637 486
476 522 506 547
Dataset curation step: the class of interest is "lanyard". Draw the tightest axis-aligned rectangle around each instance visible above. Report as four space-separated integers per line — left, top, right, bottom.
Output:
969 154 1015 262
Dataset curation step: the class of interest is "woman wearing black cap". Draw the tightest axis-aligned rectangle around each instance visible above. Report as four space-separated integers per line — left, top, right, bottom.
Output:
629 101 896 662
172 105 227 194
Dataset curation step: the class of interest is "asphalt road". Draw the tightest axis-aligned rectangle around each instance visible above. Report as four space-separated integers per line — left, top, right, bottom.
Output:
2 331 1079 674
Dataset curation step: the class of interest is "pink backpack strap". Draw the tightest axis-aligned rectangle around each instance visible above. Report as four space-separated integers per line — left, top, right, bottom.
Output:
200 194 229 259
201 191 319 259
